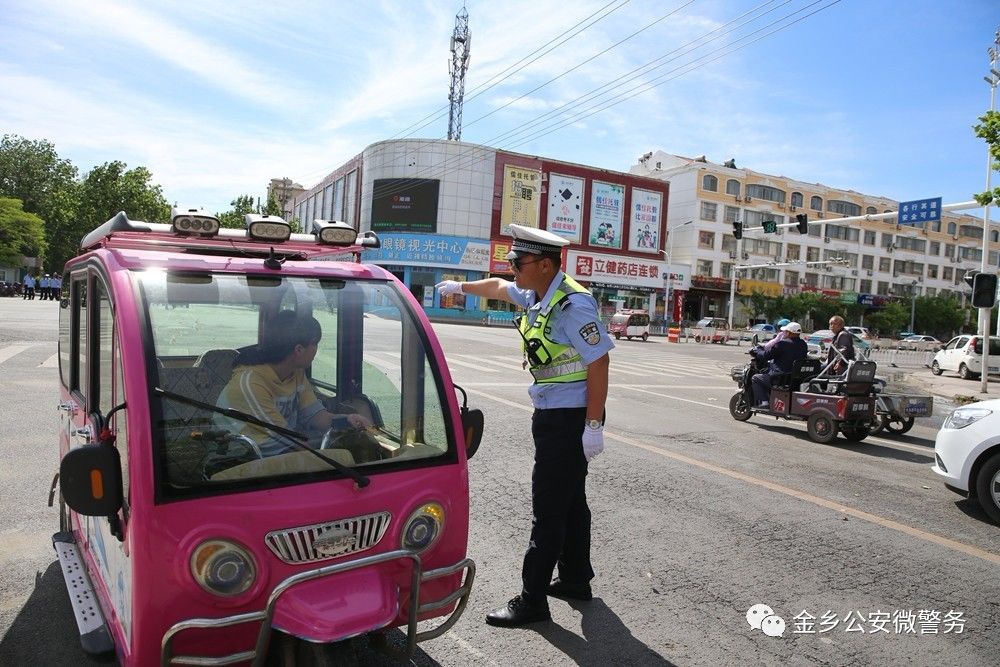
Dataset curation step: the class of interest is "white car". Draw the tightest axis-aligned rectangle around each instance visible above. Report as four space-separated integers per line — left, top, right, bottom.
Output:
930 335 1000 380
932 400 1000 524
898 334 943 352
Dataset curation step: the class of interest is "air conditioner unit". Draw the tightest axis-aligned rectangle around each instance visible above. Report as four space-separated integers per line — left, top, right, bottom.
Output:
744 196 753 203
729 251 737 259
790 205 797 211
866 270 873 277
778 203 785 209
824 237 830 244
817 211 825 218
851 269 858 276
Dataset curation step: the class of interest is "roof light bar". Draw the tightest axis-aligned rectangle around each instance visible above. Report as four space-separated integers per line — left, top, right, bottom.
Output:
245 214 290 242
171 207 220 237
313 219 359 246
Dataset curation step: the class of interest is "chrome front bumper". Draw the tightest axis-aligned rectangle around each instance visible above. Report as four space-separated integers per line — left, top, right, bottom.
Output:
161 550 475 666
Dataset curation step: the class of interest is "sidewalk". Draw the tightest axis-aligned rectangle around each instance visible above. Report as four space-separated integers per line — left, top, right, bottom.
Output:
906 369 999 405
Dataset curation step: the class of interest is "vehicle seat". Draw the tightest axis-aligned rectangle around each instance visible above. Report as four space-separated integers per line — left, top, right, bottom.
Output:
194 348 240 401
841 360 877 395
789 357 823 390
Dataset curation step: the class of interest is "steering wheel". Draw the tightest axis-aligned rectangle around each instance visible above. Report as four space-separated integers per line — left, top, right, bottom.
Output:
319 426 386 463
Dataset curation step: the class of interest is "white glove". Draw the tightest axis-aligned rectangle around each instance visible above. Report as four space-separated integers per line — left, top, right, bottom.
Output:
435 280 464 296
582 425 604 462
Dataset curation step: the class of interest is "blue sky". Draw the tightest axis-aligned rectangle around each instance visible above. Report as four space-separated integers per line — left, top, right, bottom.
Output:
1 0 997 218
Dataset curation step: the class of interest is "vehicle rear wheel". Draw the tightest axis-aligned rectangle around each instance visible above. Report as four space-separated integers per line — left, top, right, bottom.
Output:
840 423 870 442
960 363 977 380
973 452 1000 525
729 393 753 421
806 413 838 444
930 360 943 376
870 413 886 434
694 335 703 343
884 417 915 434
641 332 648 341
614 332 621 340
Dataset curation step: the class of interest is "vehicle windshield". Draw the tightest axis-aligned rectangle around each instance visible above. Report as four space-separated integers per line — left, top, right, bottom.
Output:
611 314 628 325
134 270 453 499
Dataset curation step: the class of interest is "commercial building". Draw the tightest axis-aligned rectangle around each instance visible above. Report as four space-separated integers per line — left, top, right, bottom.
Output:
630 151 1000 326
288 139 678 320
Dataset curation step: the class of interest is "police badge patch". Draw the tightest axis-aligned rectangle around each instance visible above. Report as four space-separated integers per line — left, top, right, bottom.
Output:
578 322 601 345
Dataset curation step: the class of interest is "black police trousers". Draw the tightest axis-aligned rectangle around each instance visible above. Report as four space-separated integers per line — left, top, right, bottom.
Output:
521 407 594 602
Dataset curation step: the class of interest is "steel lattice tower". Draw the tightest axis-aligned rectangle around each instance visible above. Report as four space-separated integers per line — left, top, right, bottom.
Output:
447 6 471 141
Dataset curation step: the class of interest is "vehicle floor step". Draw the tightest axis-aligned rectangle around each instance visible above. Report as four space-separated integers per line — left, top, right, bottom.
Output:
52 531 116 656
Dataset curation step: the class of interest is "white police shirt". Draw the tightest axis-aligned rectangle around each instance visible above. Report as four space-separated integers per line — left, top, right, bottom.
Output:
506 271 614 409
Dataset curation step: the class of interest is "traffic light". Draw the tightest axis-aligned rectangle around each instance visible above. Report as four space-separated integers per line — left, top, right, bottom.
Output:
733 221 743 240
972 272 998 308
762 220 777 234
795 213 808 234
964 270 979 290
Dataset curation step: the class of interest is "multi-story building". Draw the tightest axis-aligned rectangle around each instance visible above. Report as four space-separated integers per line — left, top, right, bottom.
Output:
631 151 1000 325
286 139 675 319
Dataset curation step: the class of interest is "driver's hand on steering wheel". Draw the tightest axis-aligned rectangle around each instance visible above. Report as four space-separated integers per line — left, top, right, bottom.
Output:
344 413 372 429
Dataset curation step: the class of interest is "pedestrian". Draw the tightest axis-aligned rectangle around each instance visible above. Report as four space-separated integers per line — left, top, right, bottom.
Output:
826 315 855 374
52 273 62 301
40 274 51 300
436 224 613 627
23 274 35 300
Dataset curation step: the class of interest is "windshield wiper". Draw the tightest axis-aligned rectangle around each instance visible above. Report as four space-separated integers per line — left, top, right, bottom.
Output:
153 387 370 488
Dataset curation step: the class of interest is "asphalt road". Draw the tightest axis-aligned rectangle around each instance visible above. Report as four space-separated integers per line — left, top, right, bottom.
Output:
1 299 997 666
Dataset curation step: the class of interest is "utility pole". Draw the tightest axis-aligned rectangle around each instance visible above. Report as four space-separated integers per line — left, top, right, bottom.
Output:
980 28 1000 394
447 6 471 141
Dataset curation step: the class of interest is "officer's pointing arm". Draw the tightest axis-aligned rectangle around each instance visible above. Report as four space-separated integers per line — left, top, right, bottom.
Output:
436 277 516 304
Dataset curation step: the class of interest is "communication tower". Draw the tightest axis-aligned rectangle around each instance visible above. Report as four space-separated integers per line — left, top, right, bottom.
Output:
447 6 471 141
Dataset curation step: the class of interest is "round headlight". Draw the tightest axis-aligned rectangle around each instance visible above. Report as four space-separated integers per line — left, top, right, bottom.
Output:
402 502 444 552
191 539 256 597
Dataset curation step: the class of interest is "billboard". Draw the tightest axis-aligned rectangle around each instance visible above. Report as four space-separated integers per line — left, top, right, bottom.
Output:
371 178 440 232
588 181 624 249
567 249 669 289
628 188 662 253
546 173 584 242
500 164 541 234
361 233 490 271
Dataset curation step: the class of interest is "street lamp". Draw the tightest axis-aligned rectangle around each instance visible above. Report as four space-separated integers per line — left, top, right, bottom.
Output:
659 220 693 325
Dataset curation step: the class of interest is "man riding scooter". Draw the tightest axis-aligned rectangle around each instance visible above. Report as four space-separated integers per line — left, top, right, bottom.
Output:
750 322 808 408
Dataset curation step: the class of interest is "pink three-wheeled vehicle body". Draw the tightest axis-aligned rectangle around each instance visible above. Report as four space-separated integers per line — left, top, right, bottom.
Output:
52 210 484 665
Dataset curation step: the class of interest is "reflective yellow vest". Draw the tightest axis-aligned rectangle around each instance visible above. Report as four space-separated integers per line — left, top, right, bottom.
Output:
518 275 591 384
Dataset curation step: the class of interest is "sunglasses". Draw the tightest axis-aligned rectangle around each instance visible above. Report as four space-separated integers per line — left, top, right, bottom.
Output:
509 256 544 271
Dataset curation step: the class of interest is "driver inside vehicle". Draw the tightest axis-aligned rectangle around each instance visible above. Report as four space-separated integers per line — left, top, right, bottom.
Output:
749 321 808 408
215 310 370 456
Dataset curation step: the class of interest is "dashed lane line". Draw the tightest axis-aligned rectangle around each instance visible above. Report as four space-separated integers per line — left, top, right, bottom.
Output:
462 388 1000 567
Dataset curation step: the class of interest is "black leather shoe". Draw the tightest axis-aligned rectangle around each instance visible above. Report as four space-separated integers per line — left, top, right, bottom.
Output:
547 578 593 601
485 595 551 627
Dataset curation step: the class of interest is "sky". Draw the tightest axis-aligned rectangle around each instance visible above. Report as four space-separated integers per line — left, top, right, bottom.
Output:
1 0 998 218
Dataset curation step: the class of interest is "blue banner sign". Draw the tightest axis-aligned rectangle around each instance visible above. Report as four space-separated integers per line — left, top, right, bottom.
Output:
361 233 490 270
898 197 942 225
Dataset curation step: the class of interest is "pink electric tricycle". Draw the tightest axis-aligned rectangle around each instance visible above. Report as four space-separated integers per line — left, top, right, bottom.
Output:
50 209 484 665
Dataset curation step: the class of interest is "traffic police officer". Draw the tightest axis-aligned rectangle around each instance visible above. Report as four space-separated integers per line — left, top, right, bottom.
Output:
436 224 613 627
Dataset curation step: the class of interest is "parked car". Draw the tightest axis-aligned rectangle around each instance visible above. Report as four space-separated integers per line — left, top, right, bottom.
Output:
845 326 874 340
930 335 1000 379
932 399 1000 524
897 334 943 352
608 309 650 341
805 330 871 359
692 317 730 343
740 323 778 344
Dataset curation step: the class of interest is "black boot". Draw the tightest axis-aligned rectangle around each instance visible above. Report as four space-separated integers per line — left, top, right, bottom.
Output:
485 595 551 627
547 578 593 601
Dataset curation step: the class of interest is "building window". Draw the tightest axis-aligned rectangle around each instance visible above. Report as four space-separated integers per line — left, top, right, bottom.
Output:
698 231 716 249
943 266 953 280
803 273 818 287
722 234 737 252
784 270 799 286
930 220 941 232
865 206 877 215
945 243 955 258
927 265 938 279
827 200 861 216
929 241 940 255
860 279 872 293
877 281 890 295
806 247 820 262
696 259 714 275
721 262 734 279
861 255 874 270
825 224 859 241
724 205 740 224
702 174 718 192
863 230 876 245
959 225 983 240
701 201 718 221
947 221 957 235
879 257 891 272
926 287 937 297
726 179 740 196
791 192 803 208
992 230 1000 243
882 233 894 249
810 195 823 211
746 184 786 203
786 244 800 261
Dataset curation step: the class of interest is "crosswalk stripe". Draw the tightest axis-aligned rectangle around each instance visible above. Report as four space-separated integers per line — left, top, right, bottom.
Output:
452 354 522 370
444 357 498 372
0 344 35 364
614 361 704 377
41 353 59 368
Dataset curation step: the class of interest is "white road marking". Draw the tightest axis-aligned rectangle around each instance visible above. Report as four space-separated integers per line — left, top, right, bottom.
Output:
462 387 999 566
41 353 59 368
0 344 36 364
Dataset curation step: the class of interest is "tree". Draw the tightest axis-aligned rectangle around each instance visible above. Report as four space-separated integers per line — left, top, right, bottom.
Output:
913 295 965 339
77 161 170 236
0 198 46 266
741 291 777 324
0 135 79 268
864 301 909 338
216 195 258 229
973 110 1000 206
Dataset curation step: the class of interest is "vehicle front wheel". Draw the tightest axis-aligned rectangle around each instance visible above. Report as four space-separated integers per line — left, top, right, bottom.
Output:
884 417 914 434
807 413 838 444
729 393 753 421
614 332 621 340
974 452 1000 525
268 632 358 667
641 332 648 341
960 363 977 380
930 360 943 376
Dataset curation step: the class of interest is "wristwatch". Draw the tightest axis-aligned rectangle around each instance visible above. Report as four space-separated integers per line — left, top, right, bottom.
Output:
585 419 603 430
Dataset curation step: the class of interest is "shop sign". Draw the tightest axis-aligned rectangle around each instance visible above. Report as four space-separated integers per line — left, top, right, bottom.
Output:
362 233 490 270
737 279 782 297
628 188 662 253
840 291 858 304
500 164 541 234
588 181 624 249
568 250 665 289
691 275 731 291
546 173 584 242
489 240 514 274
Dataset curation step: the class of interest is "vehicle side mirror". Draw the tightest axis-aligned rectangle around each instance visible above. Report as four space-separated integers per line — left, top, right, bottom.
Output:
461 407 484 460
60 444 123 516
